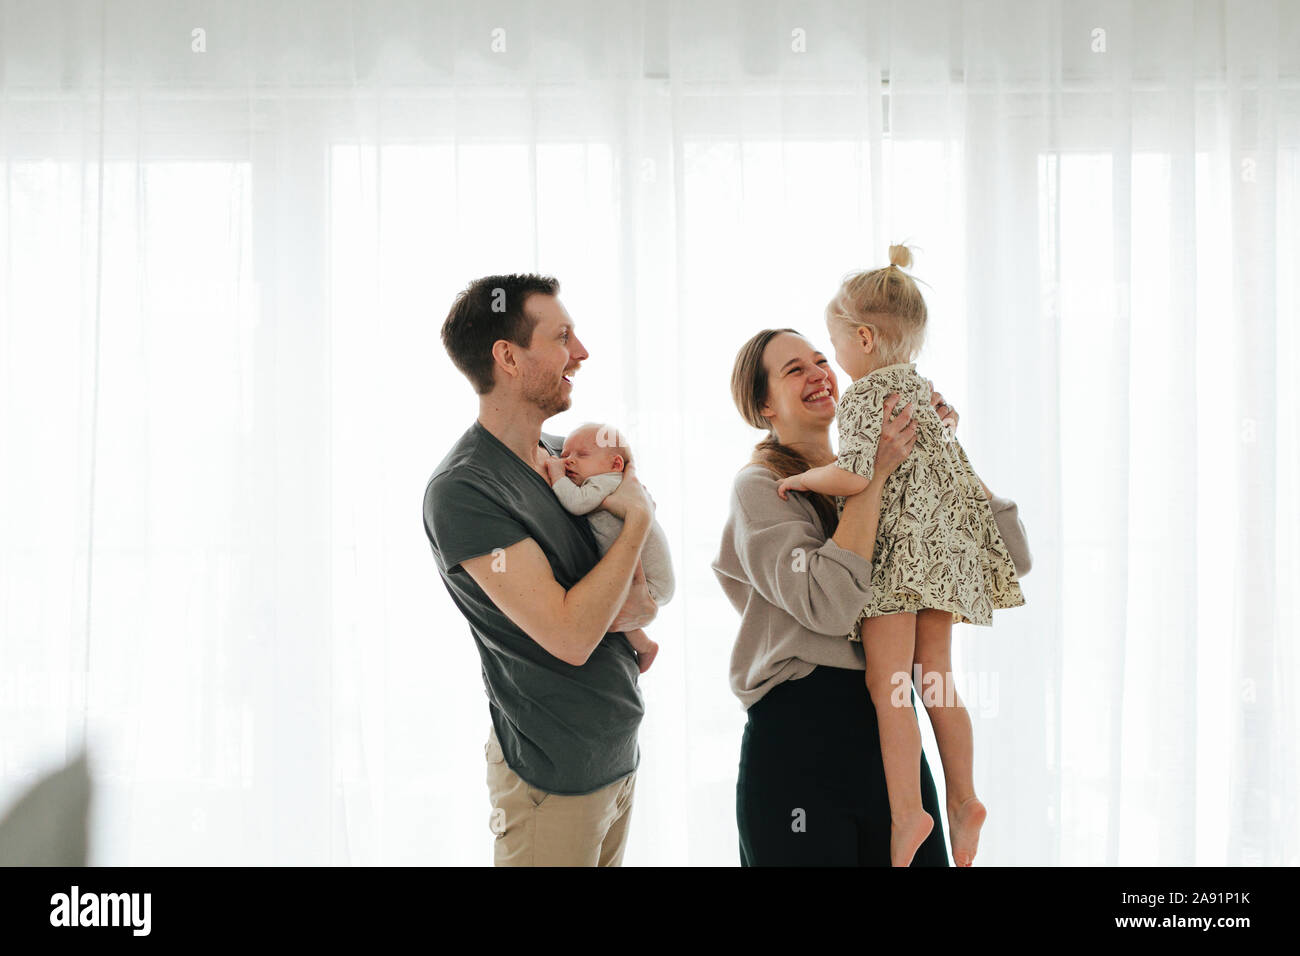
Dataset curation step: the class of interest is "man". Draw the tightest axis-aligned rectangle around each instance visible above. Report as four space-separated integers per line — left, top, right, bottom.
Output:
422 274 658 866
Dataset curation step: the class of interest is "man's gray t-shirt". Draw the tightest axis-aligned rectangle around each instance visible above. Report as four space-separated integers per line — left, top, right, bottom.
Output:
422 419 644 795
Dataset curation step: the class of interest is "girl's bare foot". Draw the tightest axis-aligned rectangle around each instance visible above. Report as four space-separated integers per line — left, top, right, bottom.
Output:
890 810 934 867
947 796 987 866
636 639 659 674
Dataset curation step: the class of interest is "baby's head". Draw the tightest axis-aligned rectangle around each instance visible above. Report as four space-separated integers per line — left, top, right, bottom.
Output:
825 243 928 379
560 422 634 483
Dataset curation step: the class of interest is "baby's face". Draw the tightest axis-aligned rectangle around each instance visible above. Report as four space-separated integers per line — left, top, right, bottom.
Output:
560 427 622 482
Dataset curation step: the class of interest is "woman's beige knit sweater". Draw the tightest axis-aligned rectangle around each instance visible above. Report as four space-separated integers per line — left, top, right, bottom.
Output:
711 463 1033 709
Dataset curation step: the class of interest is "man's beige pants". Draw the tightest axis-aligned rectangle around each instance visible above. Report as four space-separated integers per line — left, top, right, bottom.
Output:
485 726 636 866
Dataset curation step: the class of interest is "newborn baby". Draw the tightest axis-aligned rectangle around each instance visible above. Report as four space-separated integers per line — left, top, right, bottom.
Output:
543 422 674 673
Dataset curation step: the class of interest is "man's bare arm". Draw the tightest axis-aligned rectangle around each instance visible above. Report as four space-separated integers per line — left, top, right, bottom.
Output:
461 510 653 666
610 558 657 632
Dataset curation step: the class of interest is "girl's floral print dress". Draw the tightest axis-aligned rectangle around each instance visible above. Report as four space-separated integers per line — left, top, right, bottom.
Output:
834 362 1025 639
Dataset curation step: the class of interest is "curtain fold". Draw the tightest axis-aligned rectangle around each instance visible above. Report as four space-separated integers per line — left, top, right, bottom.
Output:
1 0 1296 865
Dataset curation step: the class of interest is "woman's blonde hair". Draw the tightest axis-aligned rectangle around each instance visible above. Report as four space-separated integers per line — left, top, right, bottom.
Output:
826 243 928 365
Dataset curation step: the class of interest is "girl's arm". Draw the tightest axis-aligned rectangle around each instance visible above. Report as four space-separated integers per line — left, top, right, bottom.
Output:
776 462 870 500
726 469 877 636
775 390 916 501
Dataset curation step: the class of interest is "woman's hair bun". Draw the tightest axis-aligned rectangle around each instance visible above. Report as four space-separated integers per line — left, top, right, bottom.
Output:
888 243 913 269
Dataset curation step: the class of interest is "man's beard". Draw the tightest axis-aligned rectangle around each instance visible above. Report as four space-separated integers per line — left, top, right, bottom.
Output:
521 367 570 417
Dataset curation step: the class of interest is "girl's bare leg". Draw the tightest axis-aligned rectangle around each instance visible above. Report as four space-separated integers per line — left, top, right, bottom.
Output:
915 609 987 866
862 612 933 867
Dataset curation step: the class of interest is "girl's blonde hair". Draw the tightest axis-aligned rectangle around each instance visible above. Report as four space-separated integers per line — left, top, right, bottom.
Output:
826 243 928 365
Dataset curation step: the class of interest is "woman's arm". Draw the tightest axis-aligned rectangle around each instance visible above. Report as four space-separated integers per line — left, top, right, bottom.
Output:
721 396 919 635
987 495 1033 575
831 474 887 556
728 470 877 636
832 391 917 558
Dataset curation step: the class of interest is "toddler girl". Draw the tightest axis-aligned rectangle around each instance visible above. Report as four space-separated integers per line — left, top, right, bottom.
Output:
544 422 675 673
776 245 1025 867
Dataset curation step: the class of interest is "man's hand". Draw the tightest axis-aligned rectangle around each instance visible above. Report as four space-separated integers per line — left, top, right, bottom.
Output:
605 468 658 632
610 558 657 632
601 462 655 521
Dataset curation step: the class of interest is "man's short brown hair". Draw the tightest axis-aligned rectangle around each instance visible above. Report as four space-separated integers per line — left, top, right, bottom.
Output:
441 274 560 394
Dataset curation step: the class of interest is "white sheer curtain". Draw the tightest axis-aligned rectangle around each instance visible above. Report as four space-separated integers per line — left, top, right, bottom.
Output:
1 0 1296 866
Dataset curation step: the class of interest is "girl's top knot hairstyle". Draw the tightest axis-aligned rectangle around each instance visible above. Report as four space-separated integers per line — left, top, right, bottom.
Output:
827 242 928 365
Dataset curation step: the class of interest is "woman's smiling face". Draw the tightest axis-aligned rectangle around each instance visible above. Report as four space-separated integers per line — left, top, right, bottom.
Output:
759 332 840 437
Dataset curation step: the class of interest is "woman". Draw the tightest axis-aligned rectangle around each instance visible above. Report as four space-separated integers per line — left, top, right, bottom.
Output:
711 328 1033 866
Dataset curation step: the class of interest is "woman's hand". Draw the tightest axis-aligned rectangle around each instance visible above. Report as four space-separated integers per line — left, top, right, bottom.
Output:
872 392 918 480
926 378 959 433
924 379 986 496
776 472 810 501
